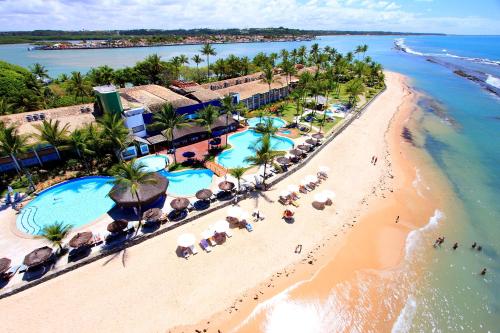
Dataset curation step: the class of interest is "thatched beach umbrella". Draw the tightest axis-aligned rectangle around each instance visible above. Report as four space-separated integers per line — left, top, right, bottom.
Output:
23 246 53 267
0 257 12 274
276 157 290 165
298 144 310 152
109 173 168 208
305 138 317 146
170 198 189 211
143 208 163 222
218 181 235 191
68 232 93 248
196 189 213 201
312 133 324 140
107 219 128 233
289 149 303 156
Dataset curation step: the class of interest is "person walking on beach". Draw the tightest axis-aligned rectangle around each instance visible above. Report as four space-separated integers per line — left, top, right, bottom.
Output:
374 157 378 165
371 156 375 164
395 215 400 223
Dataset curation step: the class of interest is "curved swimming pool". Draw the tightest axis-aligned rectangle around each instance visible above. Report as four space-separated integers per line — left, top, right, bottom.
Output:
158 169 214 196
217 130 294 169
247 116 286 128
17 176 115 235
134 154 168 172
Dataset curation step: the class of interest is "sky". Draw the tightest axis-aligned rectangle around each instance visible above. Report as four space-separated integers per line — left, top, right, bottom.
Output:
0 0 499 34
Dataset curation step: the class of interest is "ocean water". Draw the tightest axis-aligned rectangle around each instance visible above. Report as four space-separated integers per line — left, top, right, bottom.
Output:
1 35 499 331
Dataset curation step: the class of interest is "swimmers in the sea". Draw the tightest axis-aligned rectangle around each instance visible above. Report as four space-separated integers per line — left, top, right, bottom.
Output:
452 242 458 250
472 242 477 249
480 268 487 276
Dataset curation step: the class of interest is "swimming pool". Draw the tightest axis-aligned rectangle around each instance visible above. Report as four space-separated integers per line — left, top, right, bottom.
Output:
217 130 294 169
135 154 168 172
158 169 214 196
17 176 115 235
247 116 286 128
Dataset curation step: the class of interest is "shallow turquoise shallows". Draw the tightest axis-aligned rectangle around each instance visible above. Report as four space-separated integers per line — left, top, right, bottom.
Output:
247 116 286 128
16 176 115 235
217 130 294 169
135 154 168 172
158 169 214 196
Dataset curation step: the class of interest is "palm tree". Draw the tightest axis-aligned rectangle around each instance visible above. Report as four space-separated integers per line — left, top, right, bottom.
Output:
280 59 297 90
244 135 280 189
33 119 69 160
220 94 238 146
346 79 365 109
229 167 246 193
253 118 279 138
69 128 95 171
262 65 277 101
191 54 204 82
297 45 307 64
67 71 90 102
196 104 220 151
152 103 191 164
38 222 72 254
30 63 49 81
290 90 302 128
201 43 217 80
110 161 158 233
97 112 130 160
361 44 368 60
0 123 30 174
0 98 16 115
143 54 164 84
354 45 363 60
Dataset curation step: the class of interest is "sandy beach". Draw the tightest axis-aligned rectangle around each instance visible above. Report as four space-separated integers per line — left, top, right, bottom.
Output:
0 71 417 333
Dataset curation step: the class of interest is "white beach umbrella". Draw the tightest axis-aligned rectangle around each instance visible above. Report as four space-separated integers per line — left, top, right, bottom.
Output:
314 193 328 203
214 220 229 234
287 184 300 193
319 166 330 174
239 210 250 221
305 175 318 183
227 206 242 218
300 179 310 186
177 233 196 248
201 230 214 240
280 190 290 198
322 190 336 200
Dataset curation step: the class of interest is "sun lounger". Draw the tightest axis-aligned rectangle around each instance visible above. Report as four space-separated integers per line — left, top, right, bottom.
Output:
182 249 190 259
91 234 103 247
245 223 253 232
200 239 212 252
290 200 299 207
225 229 233 238
278 197 289 205
189 245 198 255
208 237 218 247
2 265 20 280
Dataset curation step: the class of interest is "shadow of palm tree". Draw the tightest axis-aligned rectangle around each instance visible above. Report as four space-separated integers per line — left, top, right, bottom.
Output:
102 247 128 268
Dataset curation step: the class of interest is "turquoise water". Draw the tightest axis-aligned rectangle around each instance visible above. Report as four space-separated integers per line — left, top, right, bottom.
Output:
16 176 115 235
135 155 168 172
247 116 286 129
158 169 213 197
217 130 294 168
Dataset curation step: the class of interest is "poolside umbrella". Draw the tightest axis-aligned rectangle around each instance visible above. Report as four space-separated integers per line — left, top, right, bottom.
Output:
68 232 93 248
109 173 168 208
276 157 290 165
170 198 189 211
210 137 222 146
177 233 195 248
314 193 328 203
143 208 163 222
312 133 324 140
289 149 303 156
107 219 128 233
0 258 11 274
218 181 235 191
182 151 195 159
287 184 300 193
214 220 229 234
196 189 213 200
319 166 330 174
298 144 310 152
227 206 242 218
305 138 317 146
201 230 214 240
23 246 53 267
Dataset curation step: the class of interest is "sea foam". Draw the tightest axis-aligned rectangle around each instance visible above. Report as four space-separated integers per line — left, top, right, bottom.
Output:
391 295 417 333
485 74 500 89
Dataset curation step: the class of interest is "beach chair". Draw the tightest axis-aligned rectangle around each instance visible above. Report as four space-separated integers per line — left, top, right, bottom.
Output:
200 239 212 252
39 113 46 120
278 196 289 205
182 248 190 259
91 234 103 247
245 223 253 232
225 229 233 238
189 245 198 255
13 192 20 202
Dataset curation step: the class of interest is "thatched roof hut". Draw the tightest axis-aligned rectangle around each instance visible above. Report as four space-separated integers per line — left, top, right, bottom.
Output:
109 173 168 208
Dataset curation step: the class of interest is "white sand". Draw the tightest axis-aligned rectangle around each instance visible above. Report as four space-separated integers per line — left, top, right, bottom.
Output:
0 72 407 333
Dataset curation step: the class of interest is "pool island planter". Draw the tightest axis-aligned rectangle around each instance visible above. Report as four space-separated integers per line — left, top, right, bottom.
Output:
108 173 169 208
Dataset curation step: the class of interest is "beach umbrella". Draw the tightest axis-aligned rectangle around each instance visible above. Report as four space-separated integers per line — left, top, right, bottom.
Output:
289 149 303 156
143 208 163 222
182 151 196 158
201 230 214 240
0 257 12 274
312 133 324 139
107 219 128 233
195 189 213 200
314 193 328 203
305 175 318 183
300 179 310 186
312 201 325 210
305 138 317 145
276 157 290 165
209 137 222 146
109 173 168 208
170 197 189 210
298 144 310 152
239 210 250 221
319 166 330 174
68 232 93 248
214 220 229 234
322 190 336 200
177 233 195 248
227 206 242 218
279 190 291 198
218 181 235 191
23 246 53 267
287 184 300 193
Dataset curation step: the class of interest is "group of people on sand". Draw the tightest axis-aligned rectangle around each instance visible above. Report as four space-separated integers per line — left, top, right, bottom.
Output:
371 155 378 165
433 236 488 275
